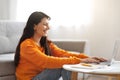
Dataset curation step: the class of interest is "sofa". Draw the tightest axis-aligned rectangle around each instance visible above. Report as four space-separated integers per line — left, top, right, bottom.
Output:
0 21 88 80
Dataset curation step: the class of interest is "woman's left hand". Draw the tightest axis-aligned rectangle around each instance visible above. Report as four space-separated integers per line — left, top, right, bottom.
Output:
91 57 108 62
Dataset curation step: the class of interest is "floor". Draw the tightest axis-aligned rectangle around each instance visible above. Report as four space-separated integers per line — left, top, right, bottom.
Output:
78 74 117 80
59 73 117 80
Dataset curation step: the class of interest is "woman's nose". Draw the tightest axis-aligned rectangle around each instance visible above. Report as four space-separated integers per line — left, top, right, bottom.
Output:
46 25 50 30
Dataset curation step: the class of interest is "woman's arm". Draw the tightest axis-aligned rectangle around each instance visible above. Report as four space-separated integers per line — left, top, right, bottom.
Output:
49 43 89 58
20 40 81 69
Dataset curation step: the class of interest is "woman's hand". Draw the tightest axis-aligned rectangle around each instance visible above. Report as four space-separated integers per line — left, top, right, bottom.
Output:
80 57 107 64
91 57 107 62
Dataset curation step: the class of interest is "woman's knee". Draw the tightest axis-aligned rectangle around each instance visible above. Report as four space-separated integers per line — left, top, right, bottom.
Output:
32 68 62 80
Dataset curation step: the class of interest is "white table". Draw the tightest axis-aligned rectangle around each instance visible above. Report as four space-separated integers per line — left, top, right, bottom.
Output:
63 61 120 80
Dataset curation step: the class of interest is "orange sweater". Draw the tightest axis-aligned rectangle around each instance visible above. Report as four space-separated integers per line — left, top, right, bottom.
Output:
16 38 88 80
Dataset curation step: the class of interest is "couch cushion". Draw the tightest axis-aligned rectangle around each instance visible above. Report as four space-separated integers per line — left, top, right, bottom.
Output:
0 75 16 80
0 21 25 54
0 53 15 76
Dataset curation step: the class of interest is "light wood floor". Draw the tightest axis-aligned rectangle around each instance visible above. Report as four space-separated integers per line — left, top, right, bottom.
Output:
78 74 117 80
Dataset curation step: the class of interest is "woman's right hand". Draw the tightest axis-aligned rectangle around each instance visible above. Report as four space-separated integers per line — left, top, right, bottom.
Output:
80 57 100 64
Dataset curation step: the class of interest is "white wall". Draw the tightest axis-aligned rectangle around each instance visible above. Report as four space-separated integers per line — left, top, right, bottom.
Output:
48 0 120 59
87 0 120 58
0 0 120 59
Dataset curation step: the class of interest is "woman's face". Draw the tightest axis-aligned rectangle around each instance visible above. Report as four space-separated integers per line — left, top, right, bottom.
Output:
34 17 50 37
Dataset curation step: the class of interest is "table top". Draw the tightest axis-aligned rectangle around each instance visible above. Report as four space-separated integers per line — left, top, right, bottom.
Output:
63 61 120 75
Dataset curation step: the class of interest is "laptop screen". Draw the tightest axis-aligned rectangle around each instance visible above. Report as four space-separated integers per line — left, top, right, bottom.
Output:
112 40 120 61
100 40 120 66
108 40 120 66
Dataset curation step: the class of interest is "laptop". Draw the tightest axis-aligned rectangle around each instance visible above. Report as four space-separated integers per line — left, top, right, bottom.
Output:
99 40 120 66
69 40 120 69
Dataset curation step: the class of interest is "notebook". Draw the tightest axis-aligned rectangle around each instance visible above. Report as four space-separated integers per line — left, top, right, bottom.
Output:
70 63 107 70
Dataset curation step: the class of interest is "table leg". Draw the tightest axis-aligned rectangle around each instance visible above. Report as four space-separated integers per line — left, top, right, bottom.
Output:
108 77 112 80
71 72 78 80
82 73 85 80
117 75 120 80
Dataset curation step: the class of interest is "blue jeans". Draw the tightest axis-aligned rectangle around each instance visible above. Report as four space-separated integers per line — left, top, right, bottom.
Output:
32 68 71 80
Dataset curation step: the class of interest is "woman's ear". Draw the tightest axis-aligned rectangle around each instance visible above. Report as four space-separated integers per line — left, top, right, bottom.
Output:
34 24 37 30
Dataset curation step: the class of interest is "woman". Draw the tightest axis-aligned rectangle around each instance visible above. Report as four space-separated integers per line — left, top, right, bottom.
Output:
14 11 106 80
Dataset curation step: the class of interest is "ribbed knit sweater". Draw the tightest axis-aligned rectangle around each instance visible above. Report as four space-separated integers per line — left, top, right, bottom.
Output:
16 38 88 80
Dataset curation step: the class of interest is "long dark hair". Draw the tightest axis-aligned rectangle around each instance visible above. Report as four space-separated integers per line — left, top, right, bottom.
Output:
14 11 51 67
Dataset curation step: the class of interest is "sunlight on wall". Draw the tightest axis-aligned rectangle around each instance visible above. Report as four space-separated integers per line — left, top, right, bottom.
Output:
16 0 93 27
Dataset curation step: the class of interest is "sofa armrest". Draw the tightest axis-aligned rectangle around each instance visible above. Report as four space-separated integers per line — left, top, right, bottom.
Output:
53 40 89 55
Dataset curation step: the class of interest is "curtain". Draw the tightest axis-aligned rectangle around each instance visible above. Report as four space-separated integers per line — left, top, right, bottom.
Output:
16 0 93 27
0 0 17 20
